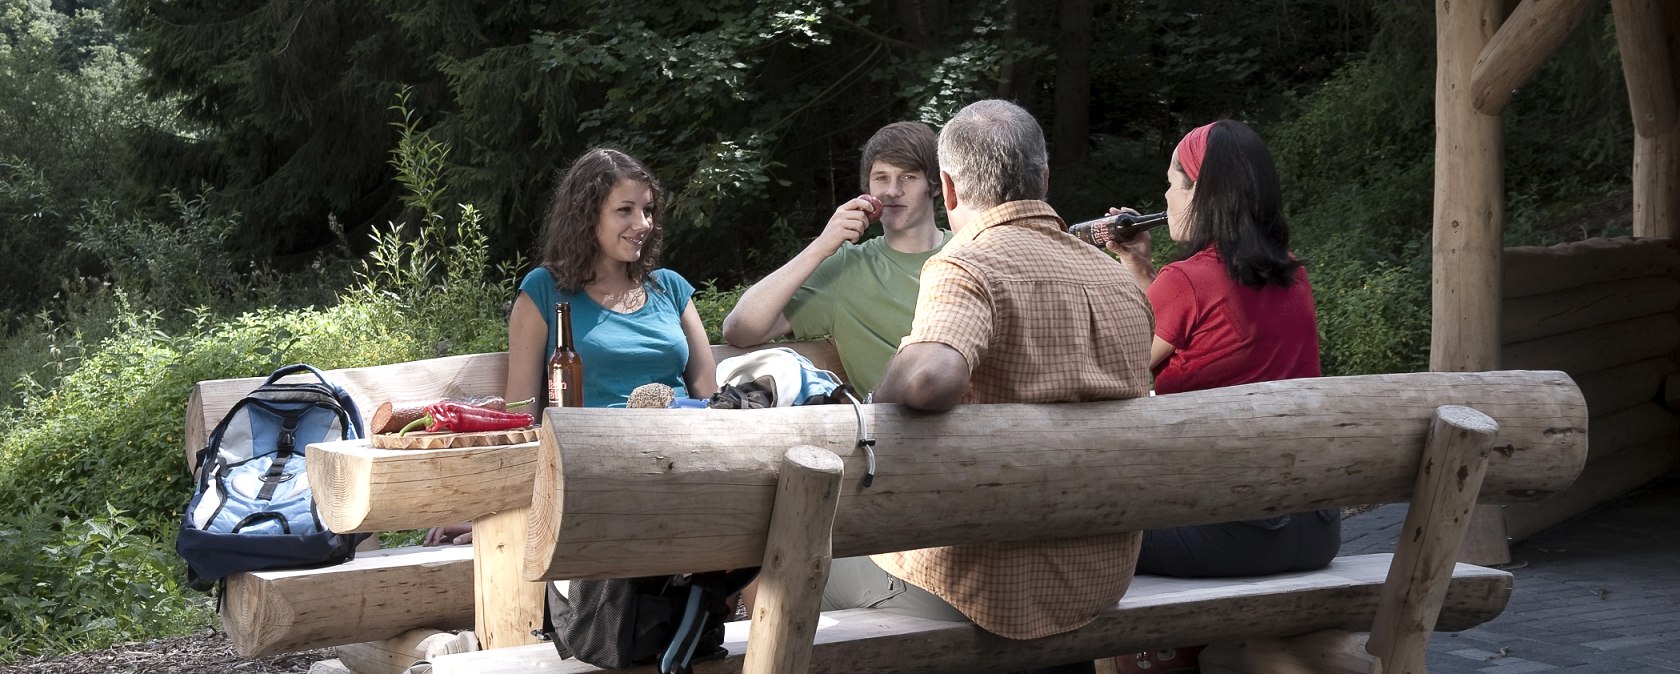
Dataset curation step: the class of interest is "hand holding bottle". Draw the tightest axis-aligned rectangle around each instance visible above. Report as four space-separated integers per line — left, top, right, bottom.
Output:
1100 207 1159 287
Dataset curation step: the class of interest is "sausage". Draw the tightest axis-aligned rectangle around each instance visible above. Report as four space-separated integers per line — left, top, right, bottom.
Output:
371 395 506 434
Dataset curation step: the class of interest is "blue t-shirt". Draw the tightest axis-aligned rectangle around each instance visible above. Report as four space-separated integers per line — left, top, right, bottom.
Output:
518 267 695 408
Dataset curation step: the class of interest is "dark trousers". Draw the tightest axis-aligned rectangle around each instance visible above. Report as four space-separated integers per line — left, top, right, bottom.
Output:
1136 508 1342 578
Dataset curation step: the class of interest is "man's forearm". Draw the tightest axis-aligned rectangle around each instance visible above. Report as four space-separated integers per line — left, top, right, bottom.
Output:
721 243 834 346
873 343 970 412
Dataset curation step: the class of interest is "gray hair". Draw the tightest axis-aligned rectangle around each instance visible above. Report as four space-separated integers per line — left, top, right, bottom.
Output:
936 99 1049 209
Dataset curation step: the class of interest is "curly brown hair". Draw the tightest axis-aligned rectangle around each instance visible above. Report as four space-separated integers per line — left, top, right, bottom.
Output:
538 148 664 291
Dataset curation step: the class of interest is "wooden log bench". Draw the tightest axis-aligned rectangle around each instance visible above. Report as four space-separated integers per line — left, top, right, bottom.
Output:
419 369 1586 673
183 341 845 664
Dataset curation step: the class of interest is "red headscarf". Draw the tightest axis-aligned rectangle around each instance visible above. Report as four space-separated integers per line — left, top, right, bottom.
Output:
1174 122 1215 182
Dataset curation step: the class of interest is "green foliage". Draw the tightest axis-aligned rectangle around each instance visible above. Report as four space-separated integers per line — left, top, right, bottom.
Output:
1265 1 1631 376
0 0 169 324
112 0 1378 290
114 0 415 258
0 156 67 328
0 89 510 659
69 191 243 310
0 505 212 661
691 282 746 345
352 89 514 357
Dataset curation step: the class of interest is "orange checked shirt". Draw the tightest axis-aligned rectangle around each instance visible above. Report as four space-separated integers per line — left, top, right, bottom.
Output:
871 199 1154 640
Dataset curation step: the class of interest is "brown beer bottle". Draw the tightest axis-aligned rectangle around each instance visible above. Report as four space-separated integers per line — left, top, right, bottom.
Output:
547 302 585 408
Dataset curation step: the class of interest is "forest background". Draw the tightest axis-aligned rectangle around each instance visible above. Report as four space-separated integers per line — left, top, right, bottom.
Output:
0 0 1636 660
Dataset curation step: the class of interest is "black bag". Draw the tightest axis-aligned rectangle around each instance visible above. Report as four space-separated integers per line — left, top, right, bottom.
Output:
542 569 757 674
176 363 371 592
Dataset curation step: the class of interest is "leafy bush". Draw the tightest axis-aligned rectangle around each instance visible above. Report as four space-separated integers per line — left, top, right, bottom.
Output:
69 192 243 311
0 506 211 660
0 90 510 660
692 282 746 345
1264 2 1630 375
0 0 172 323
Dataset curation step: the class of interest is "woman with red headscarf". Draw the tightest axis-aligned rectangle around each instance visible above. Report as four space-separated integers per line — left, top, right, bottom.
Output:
1108 119 1340 577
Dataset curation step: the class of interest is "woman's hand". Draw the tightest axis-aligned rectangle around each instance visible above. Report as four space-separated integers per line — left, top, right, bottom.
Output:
1103 207 1158 288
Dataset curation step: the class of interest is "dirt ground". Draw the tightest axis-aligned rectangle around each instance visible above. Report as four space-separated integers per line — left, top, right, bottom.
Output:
0 631 327 674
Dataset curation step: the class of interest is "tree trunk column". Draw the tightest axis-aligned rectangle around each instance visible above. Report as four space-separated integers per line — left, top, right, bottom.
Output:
1433 0 1509 566
1617 0 1680 239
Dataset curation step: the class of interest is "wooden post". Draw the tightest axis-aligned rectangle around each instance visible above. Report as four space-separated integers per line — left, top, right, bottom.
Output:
1367 406 1499 673
743 446 845 674
1616 0 1680 238
1471 0 1593 116
1434 0 1511 566
473 506 544 649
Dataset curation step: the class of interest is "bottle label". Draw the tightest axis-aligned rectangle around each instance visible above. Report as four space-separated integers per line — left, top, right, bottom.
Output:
554 369 581 406
549 377 567 407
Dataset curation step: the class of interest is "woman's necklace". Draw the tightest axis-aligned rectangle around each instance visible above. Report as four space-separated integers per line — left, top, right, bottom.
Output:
589 282 646 313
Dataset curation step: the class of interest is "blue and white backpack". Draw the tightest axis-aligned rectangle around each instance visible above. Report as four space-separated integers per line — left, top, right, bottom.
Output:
177 363 370 591
714 347 844 407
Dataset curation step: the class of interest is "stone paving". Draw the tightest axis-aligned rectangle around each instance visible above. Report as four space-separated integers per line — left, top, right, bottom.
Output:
1341 475 1680 673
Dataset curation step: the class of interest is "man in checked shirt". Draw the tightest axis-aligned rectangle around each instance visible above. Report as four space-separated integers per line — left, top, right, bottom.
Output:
819 99 1155 671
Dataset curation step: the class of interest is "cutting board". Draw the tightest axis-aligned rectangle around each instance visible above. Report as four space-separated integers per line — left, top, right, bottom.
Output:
369 427 539 450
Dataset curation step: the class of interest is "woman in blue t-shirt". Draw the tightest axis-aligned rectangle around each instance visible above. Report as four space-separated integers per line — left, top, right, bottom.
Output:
426 148 715 545
508 147 718 409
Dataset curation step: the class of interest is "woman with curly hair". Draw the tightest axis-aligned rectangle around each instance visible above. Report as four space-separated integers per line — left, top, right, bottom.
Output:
504 147 718 410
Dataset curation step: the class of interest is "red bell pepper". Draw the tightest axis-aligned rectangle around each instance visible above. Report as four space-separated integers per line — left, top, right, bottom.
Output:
398 401 533 435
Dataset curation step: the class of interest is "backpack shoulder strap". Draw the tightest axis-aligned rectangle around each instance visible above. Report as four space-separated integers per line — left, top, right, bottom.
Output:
265 363 331 386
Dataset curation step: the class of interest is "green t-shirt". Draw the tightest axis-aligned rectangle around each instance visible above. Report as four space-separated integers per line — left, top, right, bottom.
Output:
784 231 952 394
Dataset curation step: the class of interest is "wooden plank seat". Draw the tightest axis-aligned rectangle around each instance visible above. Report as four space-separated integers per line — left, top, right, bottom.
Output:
184 341 846 658
479 369 1581 673
429 556 1512 673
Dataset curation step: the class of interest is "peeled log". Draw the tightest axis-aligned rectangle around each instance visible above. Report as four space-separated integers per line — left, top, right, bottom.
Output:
1614 0 1678 137
1470 0 1593 115
1430 0 1504 375
1500 276 1680 343
336 628 449 674
185 352 509 474
223 545 473 657
189 342 843 475
1625 0 1680 236
1573 358 1677 417
1502 237 1680 299
307 439 539 533
526 371 1586 581
1366 406 1496 672
1632 122 1680 238
1502 314 1680 375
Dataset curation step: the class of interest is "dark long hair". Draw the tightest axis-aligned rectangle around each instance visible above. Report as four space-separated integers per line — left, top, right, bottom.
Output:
538 148 664 291
1177 120 1302 288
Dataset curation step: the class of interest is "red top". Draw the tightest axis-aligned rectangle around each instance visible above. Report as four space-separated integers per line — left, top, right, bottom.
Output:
1147 247 1321 395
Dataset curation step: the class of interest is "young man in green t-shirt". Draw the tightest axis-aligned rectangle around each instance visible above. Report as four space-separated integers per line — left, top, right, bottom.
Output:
722 121 951 395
